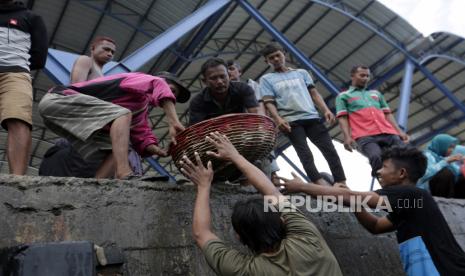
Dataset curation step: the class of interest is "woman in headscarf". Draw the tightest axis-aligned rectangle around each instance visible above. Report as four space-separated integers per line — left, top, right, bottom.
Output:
417 134 463 197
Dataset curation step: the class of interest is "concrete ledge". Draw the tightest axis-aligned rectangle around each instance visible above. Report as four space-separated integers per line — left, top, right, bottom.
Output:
0 175 462 275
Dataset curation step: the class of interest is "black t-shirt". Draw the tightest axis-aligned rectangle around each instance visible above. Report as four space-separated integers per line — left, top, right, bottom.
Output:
188 82 258 125
376 185 465 275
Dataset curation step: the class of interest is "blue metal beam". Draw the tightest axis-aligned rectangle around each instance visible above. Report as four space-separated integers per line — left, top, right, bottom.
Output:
415 63 465 115
145 157 177 183
420 53 465 67
118 0 161 59
367 62 405 90
106 0 231 75
237 0 340 96
312 0 465 126
178 2 240 79
312 0 410 57
327 15 399 75
44 49 80 85
396 59 414 131
168 3 230 73
308 0 376 62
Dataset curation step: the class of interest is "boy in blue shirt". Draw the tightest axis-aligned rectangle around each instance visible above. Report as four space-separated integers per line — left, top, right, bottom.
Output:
260 43 346 186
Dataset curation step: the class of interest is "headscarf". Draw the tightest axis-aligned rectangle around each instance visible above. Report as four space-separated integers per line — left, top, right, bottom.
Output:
427 134 458 157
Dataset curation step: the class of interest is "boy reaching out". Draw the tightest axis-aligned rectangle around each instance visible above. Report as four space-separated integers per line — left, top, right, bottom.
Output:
280 146 465 275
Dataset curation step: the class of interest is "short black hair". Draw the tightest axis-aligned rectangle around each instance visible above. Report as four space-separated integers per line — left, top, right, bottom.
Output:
231 197 285 254
200 57 227 77
226 60 241 72
381 146 427 183
91 36 116 48
260 43 284 58
350 65 369 76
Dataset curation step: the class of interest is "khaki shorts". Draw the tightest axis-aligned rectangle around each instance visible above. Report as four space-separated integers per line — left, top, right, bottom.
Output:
0 72 33 129
39 93 131 161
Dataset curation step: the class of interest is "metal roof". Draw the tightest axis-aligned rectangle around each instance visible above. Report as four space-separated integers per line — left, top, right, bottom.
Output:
2 0 464 176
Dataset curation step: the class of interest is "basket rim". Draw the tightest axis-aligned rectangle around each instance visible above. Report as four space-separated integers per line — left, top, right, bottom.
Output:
168 113 275 155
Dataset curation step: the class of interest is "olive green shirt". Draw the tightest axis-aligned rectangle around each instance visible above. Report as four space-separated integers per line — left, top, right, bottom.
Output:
202 204 342 276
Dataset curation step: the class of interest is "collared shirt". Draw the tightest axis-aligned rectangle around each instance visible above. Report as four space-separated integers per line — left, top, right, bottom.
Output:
335 86 398 140
259 68 319 122
188 81 258 125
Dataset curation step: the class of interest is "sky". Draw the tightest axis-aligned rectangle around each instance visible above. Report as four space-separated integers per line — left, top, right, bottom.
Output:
378 0 465 38
276 140 380 191
277 0 464 192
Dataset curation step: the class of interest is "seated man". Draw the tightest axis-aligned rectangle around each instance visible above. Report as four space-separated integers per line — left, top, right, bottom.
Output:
189 58 258 125
280 146 465 275
336 65 408 177
180 132 342 276
39 72 188 180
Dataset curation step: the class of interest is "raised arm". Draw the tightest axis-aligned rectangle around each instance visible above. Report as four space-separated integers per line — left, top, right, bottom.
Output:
180 153 219 248
281 173 395 234
280 172 384 208
206 132 282 198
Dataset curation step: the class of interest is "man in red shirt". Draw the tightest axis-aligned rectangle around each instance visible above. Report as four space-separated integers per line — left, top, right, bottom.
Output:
336 65 408 176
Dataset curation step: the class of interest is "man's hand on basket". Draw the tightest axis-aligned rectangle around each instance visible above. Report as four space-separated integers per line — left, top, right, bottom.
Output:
205 131 240 162
169 121 185 146
179 152 213 188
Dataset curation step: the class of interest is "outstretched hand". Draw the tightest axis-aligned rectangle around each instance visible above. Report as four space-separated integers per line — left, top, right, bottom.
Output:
179 152 213 188
169 121 185 145
278 172 306 193
205 132 240 162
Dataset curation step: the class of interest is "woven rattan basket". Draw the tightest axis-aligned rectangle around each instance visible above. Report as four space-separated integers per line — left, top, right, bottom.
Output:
170 113 276 181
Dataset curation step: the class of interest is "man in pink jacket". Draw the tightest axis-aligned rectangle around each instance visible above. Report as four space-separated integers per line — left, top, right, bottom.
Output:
39 72 189 180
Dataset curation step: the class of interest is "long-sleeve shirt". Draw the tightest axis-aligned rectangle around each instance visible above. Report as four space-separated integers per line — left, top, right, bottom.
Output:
51 72 176 156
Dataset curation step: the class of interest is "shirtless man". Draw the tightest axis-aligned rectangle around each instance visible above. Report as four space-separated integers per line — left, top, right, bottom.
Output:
71 36 116 83
40 36 123 178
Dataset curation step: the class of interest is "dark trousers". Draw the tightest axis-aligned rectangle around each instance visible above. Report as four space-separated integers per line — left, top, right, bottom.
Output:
356 134 404 177
287 119 346 182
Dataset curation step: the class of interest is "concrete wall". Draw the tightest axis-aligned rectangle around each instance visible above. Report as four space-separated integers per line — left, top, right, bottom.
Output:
0 175 463 275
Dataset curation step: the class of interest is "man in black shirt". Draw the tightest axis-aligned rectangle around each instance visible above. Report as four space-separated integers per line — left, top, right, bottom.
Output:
280 146 465 275
189 58 258 125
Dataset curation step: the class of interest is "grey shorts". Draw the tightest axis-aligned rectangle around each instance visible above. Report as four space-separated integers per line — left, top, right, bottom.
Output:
39 93 130 161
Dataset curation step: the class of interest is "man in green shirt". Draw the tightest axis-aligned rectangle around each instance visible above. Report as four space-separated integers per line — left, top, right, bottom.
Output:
179 132 342 276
